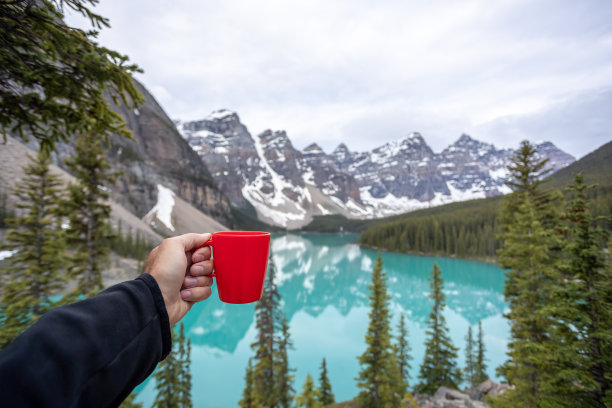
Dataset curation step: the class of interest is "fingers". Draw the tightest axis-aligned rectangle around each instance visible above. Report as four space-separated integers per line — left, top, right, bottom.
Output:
183 275 213 289
181 286 212 303
178 233 212 252
192 245 211 263
190 259 213 276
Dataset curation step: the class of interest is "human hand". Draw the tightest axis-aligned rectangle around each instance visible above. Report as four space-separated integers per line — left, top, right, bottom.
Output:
144 233 214 326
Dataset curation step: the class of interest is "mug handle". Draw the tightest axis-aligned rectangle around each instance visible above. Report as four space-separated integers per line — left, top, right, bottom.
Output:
202 238 215 278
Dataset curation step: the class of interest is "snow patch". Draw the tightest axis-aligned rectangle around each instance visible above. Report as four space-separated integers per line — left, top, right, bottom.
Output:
489 167 508 181
317 203 331 215
206 109 235 121
144 184 176 231
240 135 314 227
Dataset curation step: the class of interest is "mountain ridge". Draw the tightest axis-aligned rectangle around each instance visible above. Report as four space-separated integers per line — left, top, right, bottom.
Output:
178 110 575 228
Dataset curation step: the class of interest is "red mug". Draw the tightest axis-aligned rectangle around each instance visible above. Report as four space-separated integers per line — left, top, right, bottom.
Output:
203 231 270 304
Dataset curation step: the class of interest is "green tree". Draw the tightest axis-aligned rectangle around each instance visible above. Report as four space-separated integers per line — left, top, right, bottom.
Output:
119 392 142 408
252 255 281 407
295 374 321 408
0 0 143 153
496 140 562 407
239 358 262 408
249 253 295 407
549 173 612 407
318 358 334 406
276 317 295 408
355 253 403 407
395 314 413 393
62 132 117 297
153 322 192 408
464 326 476 388
176 324 192 408
416 263 461 394
0 150 66 348
474 321 488 385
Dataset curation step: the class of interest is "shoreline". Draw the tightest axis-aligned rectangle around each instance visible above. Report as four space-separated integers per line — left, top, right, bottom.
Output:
281 230 499 265
355 243 498 264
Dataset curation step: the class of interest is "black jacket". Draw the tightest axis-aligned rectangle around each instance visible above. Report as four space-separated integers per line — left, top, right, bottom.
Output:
0 274 172 408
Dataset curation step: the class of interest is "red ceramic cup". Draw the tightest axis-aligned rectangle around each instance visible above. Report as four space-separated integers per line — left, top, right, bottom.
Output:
203 231 270 304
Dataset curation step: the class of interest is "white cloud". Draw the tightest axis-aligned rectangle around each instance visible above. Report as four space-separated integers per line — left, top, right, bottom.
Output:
65 0 612 157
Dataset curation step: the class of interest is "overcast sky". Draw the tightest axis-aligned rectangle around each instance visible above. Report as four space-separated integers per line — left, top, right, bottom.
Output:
66 0 612 158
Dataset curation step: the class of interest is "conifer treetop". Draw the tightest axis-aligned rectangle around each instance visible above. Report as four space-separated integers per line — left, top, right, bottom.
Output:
0 0 144 153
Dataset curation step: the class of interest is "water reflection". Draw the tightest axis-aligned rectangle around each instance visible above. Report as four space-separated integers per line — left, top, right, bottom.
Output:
187 233 506 352
137 233 508 407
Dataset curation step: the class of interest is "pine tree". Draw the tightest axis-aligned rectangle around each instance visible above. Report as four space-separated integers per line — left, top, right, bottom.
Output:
548 173 612 407
0 0 143 153
153 322 192 408
239 359 262 408
356 252 403 407
177 324 193 408
62 132 117 297
395 314 413 393
0 150 67 348
464 326 476 388
496 140 562 407
318 358 334 406
295 374 321 408
416 263 461 394
251 252 284 407
276 316 295 408
119 392 143 408
244 251 295 407
474 321 488 385
153 336 179 407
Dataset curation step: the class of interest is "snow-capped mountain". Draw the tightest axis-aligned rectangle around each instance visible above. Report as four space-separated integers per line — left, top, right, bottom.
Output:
177 110 575 228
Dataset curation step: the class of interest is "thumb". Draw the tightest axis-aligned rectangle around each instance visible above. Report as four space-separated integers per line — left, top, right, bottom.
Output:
178 233 212 252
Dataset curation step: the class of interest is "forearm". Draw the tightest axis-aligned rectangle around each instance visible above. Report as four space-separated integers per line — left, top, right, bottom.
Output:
0 274 171 408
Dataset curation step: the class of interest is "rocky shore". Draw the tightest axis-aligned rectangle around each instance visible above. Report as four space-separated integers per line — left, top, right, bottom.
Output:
414 379 513 408
328 379 513 408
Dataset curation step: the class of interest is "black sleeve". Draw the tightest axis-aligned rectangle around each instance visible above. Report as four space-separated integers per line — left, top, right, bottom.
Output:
0 274 172 408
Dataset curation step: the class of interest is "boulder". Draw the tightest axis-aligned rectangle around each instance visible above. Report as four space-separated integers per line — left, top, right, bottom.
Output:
477 379 495 394
434 386 469 401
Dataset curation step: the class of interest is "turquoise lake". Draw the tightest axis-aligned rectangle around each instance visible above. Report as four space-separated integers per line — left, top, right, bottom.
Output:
135 233 509 407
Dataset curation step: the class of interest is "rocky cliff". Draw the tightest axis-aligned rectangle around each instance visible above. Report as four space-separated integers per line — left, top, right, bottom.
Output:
31 81 234 227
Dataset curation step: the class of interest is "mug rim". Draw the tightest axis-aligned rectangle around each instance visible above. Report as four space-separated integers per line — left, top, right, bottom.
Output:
214 231 270 237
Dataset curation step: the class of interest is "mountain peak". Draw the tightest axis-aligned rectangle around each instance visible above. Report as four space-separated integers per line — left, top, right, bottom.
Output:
258 129 293 150
456 133 474 143
205 109 238 122
259 129 287 139
372 132 433 161
303 143 324 154
534 140 575 170
535 140 554 148
406 131 424 140
333 143 350 153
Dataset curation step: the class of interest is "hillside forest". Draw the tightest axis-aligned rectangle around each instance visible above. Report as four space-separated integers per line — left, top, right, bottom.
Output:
358 140 612 259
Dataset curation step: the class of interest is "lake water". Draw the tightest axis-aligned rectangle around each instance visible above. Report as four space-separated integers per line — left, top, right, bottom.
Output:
135 233 509 407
